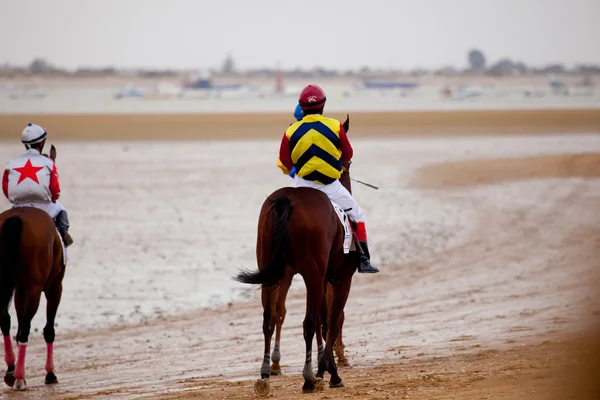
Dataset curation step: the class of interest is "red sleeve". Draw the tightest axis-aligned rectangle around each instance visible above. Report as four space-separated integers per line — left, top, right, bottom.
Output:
2 170 8 200
278 133 293 172
339 124 353 162
49 163 61 201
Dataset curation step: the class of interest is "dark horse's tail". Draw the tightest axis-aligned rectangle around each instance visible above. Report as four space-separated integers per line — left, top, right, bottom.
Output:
234 196 292 287
0 216 22 316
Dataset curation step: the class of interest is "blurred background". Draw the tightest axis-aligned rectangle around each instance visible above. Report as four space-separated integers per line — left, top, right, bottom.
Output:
0 1 599 399
0 0 599 113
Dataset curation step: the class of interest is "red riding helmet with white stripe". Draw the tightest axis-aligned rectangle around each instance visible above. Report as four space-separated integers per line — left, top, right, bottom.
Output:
298 84 326 111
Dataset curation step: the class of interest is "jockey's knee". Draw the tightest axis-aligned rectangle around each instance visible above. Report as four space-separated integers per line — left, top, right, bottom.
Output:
349 208 366 224
51 202 67 217
353 215 366 224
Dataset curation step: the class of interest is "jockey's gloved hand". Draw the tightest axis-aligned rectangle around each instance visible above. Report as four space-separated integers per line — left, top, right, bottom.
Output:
294 104 304 121
289 166 296 177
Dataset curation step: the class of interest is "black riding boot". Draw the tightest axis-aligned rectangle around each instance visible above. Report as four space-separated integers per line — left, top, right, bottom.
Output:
54 210 74 247
357 241 379 274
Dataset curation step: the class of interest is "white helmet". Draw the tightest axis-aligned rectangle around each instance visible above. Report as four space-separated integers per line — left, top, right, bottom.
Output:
21 123 47 146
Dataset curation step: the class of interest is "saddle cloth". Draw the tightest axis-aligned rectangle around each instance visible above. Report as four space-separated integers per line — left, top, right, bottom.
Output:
331 201 354 254
56 228 68 266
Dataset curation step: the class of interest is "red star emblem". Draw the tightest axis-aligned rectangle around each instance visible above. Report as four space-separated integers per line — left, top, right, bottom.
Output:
14 159 44 184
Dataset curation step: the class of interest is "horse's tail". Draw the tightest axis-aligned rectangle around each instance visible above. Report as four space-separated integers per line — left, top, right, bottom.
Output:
0 216 22 315
234 196 292 287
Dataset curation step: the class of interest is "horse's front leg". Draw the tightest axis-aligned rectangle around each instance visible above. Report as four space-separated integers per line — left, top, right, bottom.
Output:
317 278 352 389
1 312 15 388
334 310 350 367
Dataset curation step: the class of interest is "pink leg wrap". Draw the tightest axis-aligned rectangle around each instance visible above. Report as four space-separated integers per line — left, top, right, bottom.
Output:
14 343 26 380
3 335 15 366
46 343 54 373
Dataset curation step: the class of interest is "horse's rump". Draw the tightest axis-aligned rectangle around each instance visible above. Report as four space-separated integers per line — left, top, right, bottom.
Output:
235 187 345 287
0 207 63 286
272 188 344 265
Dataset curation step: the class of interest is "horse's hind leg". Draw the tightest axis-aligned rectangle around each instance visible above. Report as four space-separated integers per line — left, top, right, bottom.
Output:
314 284 329 388
1 304 16 387
271 270 292 376
43 280 63 385
316 306 325 363
301 275 324 394
13 288 42 391
316 282 329 364
253 285 277 396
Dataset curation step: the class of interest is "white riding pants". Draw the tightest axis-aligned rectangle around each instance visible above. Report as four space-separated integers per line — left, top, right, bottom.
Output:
12 200 66 219
292 176 365 223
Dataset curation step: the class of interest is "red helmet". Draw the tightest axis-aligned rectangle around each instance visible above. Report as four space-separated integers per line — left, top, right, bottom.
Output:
298 84 326 110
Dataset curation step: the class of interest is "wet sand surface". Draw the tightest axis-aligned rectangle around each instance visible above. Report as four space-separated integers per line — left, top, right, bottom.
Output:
0 112 599 399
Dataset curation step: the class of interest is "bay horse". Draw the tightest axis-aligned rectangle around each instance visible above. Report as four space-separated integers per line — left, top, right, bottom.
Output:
269 170 353 376
269 115 355 376
234 160 361 396
0 145 66 391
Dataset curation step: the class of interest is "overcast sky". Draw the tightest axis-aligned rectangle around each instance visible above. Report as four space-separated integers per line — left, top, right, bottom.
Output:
1 0 599 70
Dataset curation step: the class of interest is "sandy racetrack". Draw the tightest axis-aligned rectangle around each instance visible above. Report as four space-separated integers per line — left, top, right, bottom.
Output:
1 109 600 140
1 112 600 399
154 151 600 400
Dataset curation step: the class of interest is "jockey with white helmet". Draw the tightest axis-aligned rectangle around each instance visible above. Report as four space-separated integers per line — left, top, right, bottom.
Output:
2 123 73 247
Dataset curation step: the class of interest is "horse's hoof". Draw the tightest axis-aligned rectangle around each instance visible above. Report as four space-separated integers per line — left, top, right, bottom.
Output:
314 377 326 391
336 353 350 367
254 378 270 397
4 370 15 388
270 362 281 376
329 379 345 388
14 378 27 391
302 381 316 394
45 372 59 384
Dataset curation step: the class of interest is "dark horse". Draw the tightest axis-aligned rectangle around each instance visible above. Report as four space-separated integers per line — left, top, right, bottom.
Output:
234 162 360 395
268 172 354 376
0 146 66 391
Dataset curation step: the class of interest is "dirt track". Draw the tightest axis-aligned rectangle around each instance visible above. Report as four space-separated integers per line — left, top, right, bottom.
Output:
2 147 599 399
155 334 600 400
1 109 599 141
1 112 600 399
148 153 600 400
